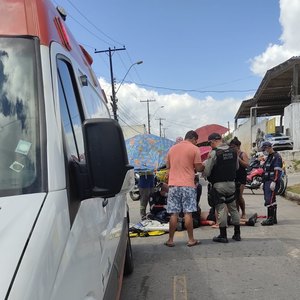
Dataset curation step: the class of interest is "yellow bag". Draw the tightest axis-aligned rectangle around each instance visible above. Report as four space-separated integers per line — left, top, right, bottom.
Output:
129 230 166 238
156 169 168 183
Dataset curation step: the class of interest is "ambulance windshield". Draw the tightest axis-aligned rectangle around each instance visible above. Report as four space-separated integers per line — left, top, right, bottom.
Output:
0 37 42 196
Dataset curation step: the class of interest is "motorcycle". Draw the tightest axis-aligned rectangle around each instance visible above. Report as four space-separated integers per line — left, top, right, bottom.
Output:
245 157 288 195
129 166 168 201
129 172 140 201
245 158 264 193
277 165 288 196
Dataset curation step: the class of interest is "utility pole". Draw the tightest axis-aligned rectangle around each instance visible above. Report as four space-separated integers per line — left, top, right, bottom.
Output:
156 117 166 137
140 99 156 133
163 128 167 138
95 46 126 121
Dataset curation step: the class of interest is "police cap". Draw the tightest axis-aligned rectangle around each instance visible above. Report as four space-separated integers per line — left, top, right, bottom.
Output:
260 141 272 150
208 132 222 141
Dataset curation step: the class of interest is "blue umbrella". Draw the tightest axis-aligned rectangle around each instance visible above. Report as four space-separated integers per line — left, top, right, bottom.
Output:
125 133 175 172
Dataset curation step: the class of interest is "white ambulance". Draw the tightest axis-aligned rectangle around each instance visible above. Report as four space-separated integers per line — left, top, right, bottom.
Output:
0 0 134 299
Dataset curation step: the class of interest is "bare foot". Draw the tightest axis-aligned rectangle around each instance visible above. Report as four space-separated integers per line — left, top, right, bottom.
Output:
211 224 219 229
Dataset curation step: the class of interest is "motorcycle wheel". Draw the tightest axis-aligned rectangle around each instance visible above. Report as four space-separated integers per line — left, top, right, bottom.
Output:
252 176 263 189
129 190 140 201
276 175 288 196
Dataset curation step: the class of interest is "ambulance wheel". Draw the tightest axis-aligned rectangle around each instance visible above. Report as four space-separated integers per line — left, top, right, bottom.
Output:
124 233 134 276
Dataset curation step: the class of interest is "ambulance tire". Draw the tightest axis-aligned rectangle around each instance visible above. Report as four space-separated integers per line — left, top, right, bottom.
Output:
124 233 134 276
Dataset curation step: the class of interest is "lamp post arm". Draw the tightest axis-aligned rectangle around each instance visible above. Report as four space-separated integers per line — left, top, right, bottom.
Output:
115 60 143 95
115 65 134 94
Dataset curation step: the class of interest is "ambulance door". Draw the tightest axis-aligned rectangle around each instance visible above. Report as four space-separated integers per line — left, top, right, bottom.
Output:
50 53 108 299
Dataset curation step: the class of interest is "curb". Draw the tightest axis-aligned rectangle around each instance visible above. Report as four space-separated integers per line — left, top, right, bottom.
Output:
284 191 300 204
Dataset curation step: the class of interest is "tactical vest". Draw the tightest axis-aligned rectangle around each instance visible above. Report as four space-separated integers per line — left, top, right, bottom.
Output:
207 147 237 184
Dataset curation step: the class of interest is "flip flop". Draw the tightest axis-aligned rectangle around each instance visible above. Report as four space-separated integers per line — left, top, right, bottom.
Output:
164 241 175 247
187 240 201 247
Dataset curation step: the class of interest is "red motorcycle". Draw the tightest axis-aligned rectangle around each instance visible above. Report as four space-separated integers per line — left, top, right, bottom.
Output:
245 159 264 193
245 157 288 195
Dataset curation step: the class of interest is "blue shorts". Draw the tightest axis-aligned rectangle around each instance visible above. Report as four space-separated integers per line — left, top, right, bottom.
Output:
167 186 197 213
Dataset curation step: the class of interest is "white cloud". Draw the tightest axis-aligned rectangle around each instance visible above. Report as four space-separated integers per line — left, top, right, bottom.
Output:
97 1 300 142
250 0 300 77
101 0 300 142
101 1 300 141
99 78 241 141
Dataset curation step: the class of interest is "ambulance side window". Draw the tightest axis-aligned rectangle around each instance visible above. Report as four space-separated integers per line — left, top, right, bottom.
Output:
57 59 84 161
81 81 110 119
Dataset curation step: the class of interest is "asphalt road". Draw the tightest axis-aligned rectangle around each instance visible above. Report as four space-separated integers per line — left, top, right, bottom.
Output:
121 175 300 300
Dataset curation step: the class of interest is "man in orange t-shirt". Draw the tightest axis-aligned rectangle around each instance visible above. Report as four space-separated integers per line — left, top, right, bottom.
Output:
164 130 204 247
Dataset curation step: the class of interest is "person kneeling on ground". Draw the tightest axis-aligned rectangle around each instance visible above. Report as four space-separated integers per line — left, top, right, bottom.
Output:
147 183 170 223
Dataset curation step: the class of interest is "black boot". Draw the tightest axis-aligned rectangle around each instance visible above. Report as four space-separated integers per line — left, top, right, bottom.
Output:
273 205 277 224
261 207 274 226
213 227 228 243
246 213 258 226
232 225 241 241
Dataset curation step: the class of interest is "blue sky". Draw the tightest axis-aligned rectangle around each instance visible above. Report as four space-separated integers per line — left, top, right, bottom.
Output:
51 0 299 140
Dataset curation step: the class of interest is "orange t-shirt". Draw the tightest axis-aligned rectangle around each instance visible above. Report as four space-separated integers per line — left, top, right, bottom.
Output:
167 140 202 187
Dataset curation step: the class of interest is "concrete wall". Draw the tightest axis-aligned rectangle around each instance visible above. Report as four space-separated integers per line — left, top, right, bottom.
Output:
233 119 268 155
284 102 300 150
232 120 252 155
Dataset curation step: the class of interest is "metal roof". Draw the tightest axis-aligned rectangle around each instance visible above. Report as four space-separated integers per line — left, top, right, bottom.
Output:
235 56 300 120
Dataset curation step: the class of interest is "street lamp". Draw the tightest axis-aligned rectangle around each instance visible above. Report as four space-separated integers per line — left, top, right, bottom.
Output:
151 106 164 120
115 60 143 95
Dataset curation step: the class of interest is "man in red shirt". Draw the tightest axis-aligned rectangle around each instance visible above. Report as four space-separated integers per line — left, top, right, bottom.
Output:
164 130 204 247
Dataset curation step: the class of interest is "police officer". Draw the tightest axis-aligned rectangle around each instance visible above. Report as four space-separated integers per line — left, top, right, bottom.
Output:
204 133 240 243
260 141 283 226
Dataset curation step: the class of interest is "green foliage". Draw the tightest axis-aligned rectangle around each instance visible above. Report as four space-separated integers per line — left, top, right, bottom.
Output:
292 160 300 170
287 184 300 194
224 133 233 142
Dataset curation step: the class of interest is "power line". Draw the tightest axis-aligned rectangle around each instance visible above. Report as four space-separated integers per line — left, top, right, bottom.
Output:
54 1 255 97
118 115 145 135
164 119 193 129
53 0 138 87
134 82 257 94
65 0 124 47
140 99 156 134
118 103 144 125
155 117 166 137
95 46 126 121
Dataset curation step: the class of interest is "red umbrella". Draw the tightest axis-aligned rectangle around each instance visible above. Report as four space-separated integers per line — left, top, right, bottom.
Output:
195 124 228 144
199 146 212 161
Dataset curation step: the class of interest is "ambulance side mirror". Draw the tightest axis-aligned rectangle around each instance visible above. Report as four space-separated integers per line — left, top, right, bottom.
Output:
83 118 133 198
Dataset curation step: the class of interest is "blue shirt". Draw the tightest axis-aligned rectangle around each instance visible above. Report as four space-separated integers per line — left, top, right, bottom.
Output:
138 174 155 188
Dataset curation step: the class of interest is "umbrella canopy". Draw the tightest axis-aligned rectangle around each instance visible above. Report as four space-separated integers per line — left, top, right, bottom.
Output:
199 146 212 161
195 124 228 144
125 133 175 172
